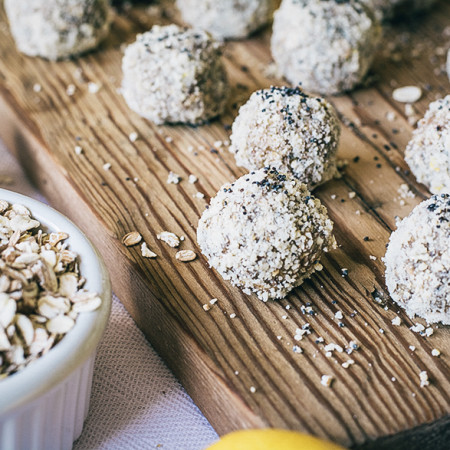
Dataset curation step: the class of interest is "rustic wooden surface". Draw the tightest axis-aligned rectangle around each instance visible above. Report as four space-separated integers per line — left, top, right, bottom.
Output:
0 1 449 448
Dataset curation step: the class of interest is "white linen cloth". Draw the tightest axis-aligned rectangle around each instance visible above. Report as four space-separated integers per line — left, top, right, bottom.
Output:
0 140 219 450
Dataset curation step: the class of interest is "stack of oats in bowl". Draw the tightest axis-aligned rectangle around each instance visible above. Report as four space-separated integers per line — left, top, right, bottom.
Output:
0 189 111 450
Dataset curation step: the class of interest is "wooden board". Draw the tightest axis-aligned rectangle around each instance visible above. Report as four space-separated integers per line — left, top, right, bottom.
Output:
0 1 449 447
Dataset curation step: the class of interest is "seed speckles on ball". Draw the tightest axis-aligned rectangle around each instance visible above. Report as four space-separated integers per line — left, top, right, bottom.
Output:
197 168 336 301
121 25 228 125
176 0 277 40
271 0 381 95
384 195 450 325
405 95 450 195
229 86 341 190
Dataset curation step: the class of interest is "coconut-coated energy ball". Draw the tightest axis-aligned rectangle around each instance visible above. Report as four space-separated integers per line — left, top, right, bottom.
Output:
271 0 382 95
405 96 450 195
176 0 278 40
229 86 341 189
121 25 228 125
4 0 111 60
384 195 450 324
197 168 336 301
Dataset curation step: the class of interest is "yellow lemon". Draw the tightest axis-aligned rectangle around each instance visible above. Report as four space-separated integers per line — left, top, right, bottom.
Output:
206 429 346 450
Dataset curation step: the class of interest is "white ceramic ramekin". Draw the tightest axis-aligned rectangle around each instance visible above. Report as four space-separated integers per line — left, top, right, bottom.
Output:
0 188 111 450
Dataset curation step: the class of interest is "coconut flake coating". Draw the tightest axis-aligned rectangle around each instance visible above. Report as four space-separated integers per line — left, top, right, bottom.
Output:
384 195 450 324
405 96 450 195
271 0 382 95
4 0 110 60
121 25 228 125
176 0 278 40
197 168 336 301
229 86 341 189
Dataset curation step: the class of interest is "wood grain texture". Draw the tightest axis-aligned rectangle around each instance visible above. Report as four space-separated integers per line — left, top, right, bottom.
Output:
0 1 449 448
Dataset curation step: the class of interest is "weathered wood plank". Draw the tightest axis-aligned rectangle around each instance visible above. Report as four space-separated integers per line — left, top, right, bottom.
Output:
0 1 449 447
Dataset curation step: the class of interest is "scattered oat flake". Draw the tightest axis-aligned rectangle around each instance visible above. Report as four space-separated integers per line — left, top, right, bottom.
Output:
369 255 377 261
157 231 180 248
188 174 198 184
175 250 196 262
66 84 76 96
33 83 42 93
88 82 101 94
335 311 343 320
209 298 218 305
293 345 303 354
195 192 205 199
419 371 429 388
141 242 157 258
165 136 173 143
202 304 211 311
103 163 111 171
167 171 181 184
321 375 334 387
250 386 256 393
411 323 425 333
386 111 396 121
74 145 83 155
324 343 343 353
392 86 422 103
425 327 434 337
342 359 355 369
431 348 441 357
348 192 356 199
122 231 142 247
391 316 401 326
129 132 139 142
409 345 416 351
229 313 236 319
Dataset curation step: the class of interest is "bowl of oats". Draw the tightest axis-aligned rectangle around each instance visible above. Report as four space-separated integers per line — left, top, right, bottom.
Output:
0 189 111 450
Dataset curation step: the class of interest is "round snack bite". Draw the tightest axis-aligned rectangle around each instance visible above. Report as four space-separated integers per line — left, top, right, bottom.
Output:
384 195 450 324
197 168 336 301
229 86 341 189
4 0 110 61
121 25 228 125
271 0 382 95
176 0 277 40
405 95 450 195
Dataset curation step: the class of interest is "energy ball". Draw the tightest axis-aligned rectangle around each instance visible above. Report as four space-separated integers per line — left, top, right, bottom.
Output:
384 195 450 324
229 86 341 189
4 0 111 60
176 0 278 40
405 96 450 195
271 0 382 95
197 168 336 301
121 25 228 125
